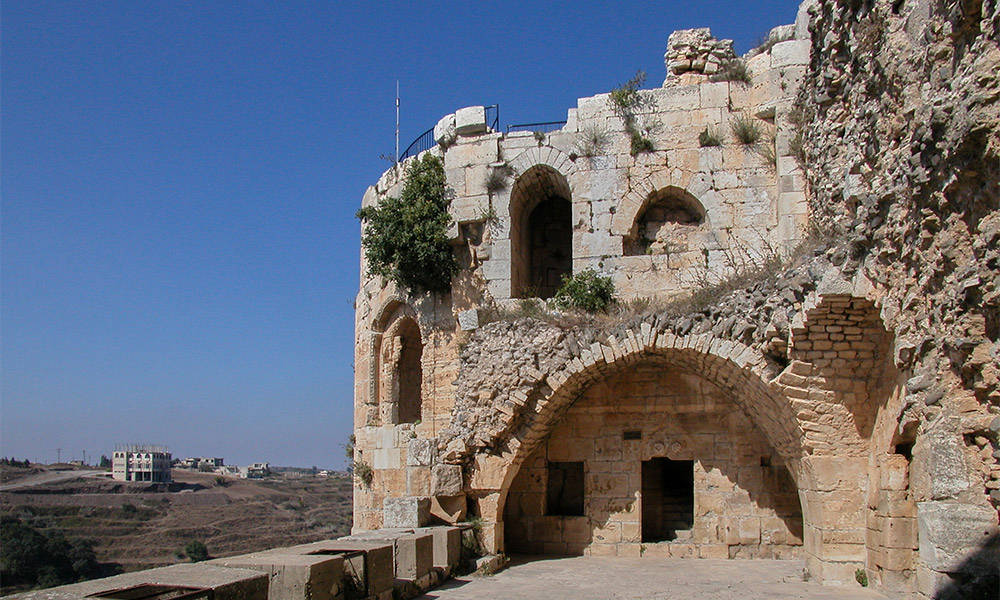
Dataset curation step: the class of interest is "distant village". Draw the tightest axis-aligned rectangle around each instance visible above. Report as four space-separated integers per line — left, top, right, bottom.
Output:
107 444 337 483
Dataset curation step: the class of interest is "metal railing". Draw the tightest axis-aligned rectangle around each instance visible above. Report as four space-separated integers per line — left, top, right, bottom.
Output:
398 126 435 162
485 104 500 131
506 120 567 134
398 105 501 163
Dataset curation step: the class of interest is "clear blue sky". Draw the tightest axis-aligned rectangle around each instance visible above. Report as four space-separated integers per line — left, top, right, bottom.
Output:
2 1 801 469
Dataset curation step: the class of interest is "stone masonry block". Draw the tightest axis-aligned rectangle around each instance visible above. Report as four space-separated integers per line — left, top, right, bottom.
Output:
455 106 487 136
383 496 430 528
434 113 456 145
10 564 268 600
406 438 433 467
413 526 462 570
349 530 434 581
431 463 463 496
769 40 810 67
208 553 344 600
917 501 999 572
912 428 971 500
699 81 730 108
457 309 479 331
287 539 394 600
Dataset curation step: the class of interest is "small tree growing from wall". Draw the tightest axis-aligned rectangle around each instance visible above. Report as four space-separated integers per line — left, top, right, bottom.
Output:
356 154 458 294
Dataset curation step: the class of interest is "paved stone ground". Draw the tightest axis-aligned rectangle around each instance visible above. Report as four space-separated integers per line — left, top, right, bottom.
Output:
419 557 891 599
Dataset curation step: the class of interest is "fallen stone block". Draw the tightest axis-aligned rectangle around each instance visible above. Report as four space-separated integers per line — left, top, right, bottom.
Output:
283 539 394 600
208 552 344 600
347 530 434 581
6 564 267 600
429 494 467 524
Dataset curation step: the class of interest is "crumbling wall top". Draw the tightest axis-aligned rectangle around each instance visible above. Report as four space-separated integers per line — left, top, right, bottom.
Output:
663 28 736 80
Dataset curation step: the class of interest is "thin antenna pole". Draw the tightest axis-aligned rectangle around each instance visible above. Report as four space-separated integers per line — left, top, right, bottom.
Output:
395 80 400 163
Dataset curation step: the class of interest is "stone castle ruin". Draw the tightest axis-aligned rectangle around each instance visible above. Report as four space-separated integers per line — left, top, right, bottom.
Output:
13 1 997 600
351 0 1000 597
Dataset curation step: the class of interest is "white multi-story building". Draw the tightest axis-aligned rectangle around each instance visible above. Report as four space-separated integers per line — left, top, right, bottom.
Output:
111 444 172 482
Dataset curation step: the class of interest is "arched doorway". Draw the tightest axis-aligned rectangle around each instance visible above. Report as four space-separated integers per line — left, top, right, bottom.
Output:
510 165 572 299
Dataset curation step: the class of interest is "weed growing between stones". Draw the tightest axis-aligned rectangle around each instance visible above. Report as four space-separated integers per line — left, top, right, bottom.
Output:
351 460 373 488
731 113 763 144
609 71 657 156
484 163 514 195
754 136 778 169
749 28 794 56
709 58 752 84
574 124 609 158
356 154 458 294
786 100 809 169
855 568 868 587
699 126 723 147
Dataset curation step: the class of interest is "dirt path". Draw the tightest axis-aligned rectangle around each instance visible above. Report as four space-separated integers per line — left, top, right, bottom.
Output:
0 469 105 491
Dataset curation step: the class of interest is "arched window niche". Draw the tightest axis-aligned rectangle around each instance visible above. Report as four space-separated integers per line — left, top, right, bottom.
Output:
377 307 423 425
509 165 573 299
624 187 707 256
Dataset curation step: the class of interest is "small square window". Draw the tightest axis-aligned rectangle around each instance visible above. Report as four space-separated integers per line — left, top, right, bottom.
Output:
546 461 584 516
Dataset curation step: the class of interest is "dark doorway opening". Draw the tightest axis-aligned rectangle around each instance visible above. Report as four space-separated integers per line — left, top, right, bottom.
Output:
527 197 572 299
546 461 584 516
641 458 694 542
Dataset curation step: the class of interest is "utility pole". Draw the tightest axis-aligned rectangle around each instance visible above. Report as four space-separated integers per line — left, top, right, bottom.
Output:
56 448 62 463
395 80 400 163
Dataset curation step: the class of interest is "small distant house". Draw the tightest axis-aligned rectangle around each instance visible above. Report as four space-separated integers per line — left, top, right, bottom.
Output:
112 444 172 482
240 462 270 479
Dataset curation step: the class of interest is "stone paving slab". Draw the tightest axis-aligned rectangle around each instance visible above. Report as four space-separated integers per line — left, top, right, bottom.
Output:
416 557 892 600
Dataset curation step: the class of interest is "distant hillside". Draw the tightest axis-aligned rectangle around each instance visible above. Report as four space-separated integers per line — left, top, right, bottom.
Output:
0 468 353 592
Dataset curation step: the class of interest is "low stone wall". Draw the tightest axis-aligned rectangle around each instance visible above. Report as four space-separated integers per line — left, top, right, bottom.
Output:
9 527 467 600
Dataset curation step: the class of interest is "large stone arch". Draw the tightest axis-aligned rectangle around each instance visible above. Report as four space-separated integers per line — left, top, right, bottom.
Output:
508 146 576 180
611 169 706 237
621 185 713 256
460 292 903 583
464 327 801 553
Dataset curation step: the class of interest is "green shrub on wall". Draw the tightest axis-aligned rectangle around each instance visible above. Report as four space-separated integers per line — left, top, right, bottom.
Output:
356 154 458 294
552 269 616 313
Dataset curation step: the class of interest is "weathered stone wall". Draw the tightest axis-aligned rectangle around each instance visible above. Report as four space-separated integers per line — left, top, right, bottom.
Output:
353 24 814 532
503 361 802 558
793 0 1000 595
352 0 1000 595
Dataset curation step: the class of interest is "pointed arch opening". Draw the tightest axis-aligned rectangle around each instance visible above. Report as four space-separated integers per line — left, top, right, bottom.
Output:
376 305 423 425
624 186 707 256
500 356 803 557
510 165 573 299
